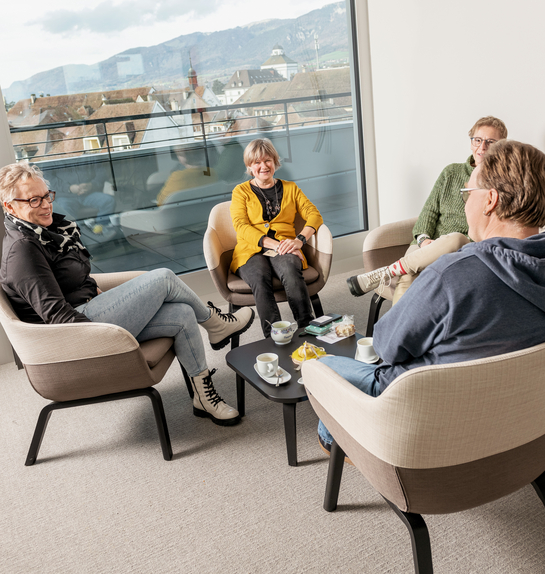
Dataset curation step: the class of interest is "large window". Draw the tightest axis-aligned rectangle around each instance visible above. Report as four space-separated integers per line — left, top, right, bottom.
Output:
1 0 366 274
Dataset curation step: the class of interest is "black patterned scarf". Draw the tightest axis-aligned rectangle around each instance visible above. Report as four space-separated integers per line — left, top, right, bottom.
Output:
5 212 91 258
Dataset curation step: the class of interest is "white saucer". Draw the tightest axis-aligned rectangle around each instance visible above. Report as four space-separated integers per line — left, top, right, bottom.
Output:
355 354 380 364
253 364 292 385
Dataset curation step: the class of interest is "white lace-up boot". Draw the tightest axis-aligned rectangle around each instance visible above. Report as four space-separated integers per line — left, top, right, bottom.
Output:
200 302 254 350
191 368 240 426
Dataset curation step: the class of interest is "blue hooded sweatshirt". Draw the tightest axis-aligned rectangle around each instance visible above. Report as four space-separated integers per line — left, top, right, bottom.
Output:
373 233 545 393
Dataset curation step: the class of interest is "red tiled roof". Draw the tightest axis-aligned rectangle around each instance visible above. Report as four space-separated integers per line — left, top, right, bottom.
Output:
7 87 156 128
225 69 285 90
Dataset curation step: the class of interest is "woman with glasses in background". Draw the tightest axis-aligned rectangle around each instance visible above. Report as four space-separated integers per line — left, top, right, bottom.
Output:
347 116 508 302
0 162 255 427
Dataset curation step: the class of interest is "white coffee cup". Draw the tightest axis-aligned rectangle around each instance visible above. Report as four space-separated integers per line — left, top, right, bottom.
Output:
256 353 279 376
355 337 378 363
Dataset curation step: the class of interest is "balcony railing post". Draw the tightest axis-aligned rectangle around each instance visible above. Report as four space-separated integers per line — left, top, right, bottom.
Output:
198 110 211 177
313 91 327 153
283 102 292 164
102 121 118 192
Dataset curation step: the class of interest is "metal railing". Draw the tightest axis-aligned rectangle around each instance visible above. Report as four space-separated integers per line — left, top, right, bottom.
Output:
9 92 352 184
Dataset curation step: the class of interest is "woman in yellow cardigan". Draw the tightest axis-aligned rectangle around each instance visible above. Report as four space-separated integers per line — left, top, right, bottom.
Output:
230 139 324 337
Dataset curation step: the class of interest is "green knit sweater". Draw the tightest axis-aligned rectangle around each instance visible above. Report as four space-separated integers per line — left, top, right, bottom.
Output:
411 156 474 244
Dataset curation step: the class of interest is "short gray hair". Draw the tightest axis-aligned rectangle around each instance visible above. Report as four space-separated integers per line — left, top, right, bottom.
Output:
0 162 49 212
478 139 545 228
243 138 281 176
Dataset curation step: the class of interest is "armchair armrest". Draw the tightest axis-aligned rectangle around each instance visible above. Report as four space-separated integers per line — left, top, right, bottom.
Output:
304 223 333 284
302 360 382 452
362 217 417 272
203 226 235 302
203 226 224 273
6 321 139 366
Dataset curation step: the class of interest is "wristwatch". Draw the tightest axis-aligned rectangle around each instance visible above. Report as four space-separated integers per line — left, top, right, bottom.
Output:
416 234 430 248
296 234 307 245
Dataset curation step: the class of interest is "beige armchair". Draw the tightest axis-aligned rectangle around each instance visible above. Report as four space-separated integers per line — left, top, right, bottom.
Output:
0 271 179 465
203 201 333 344
302 343 545 573
362 217 417 335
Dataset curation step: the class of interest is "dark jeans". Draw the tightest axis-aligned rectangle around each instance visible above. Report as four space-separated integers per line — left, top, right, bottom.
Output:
237 252 314 337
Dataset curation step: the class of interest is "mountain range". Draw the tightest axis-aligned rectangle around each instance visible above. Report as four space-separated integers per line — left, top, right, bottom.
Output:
4 2 349 104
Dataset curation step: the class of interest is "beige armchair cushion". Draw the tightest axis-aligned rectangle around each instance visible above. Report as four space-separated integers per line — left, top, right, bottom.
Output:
303 343 545 514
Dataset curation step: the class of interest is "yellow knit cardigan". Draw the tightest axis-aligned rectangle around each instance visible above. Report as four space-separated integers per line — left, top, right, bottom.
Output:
230 180 323 273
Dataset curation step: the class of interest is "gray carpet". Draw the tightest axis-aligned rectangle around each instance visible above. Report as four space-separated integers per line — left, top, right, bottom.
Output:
1 270 544 574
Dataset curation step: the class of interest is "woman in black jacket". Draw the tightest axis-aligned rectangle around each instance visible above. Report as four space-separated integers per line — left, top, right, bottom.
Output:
0 162 254 426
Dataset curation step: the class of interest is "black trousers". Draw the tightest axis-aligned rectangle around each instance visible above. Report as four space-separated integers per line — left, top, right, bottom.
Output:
237 252 314 337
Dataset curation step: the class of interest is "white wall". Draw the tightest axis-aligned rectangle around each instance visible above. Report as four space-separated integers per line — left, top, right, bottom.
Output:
363 0 545 224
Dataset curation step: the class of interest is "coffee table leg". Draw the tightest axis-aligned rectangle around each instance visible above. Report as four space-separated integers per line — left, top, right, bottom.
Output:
236 374 246 417
283 403 297 466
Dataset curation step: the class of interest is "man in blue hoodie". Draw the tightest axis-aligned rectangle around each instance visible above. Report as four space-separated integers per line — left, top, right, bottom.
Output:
318 140 545 451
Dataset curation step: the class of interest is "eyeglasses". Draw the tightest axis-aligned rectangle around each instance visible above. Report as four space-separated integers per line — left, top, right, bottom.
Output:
470 137 497 148
11 191 56 208
459 187 484 203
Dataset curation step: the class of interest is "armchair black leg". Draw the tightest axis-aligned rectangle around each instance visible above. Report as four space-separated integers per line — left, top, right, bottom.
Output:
324 439 346 512
26 404 55 466
366 293 386 337
383 498 433 574
145 387 173 461
180 364 194 399
25 387 173 466
229 303 241 349
310 294 324 318
531 471 545 507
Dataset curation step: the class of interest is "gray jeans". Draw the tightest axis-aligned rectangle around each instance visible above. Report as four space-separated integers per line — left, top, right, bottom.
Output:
76 268 209 376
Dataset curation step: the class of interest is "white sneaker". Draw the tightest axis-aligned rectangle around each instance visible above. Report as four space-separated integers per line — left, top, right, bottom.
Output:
347 267 392 297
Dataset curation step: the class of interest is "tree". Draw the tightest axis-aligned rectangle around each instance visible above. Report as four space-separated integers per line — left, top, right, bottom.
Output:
212 80 225 95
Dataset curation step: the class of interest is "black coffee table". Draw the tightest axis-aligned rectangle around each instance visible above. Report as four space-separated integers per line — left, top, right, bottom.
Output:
225 329 362 466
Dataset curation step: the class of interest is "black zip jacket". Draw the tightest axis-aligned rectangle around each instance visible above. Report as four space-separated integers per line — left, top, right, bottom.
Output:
0 214 97 323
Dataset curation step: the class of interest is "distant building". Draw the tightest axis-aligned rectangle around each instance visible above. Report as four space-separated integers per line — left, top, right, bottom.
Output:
187 58 198 91
221 114 274 137
233 82 291 124
7 87 157 129
153 85 221 114
231 67 352 130
7 87 188 161
152 60 221 112
222 69 286 105
260 45 298 81
153 62 230 139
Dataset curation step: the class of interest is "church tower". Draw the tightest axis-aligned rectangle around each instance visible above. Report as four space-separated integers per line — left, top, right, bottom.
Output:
188 57 198 90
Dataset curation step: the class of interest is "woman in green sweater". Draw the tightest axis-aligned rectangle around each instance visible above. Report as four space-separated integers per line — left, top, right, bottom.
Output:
348 116 508 302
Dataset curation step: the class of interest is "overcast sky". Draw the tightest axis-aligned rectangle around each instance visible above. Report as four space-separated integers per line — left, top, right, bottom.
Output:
0 0 331 89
